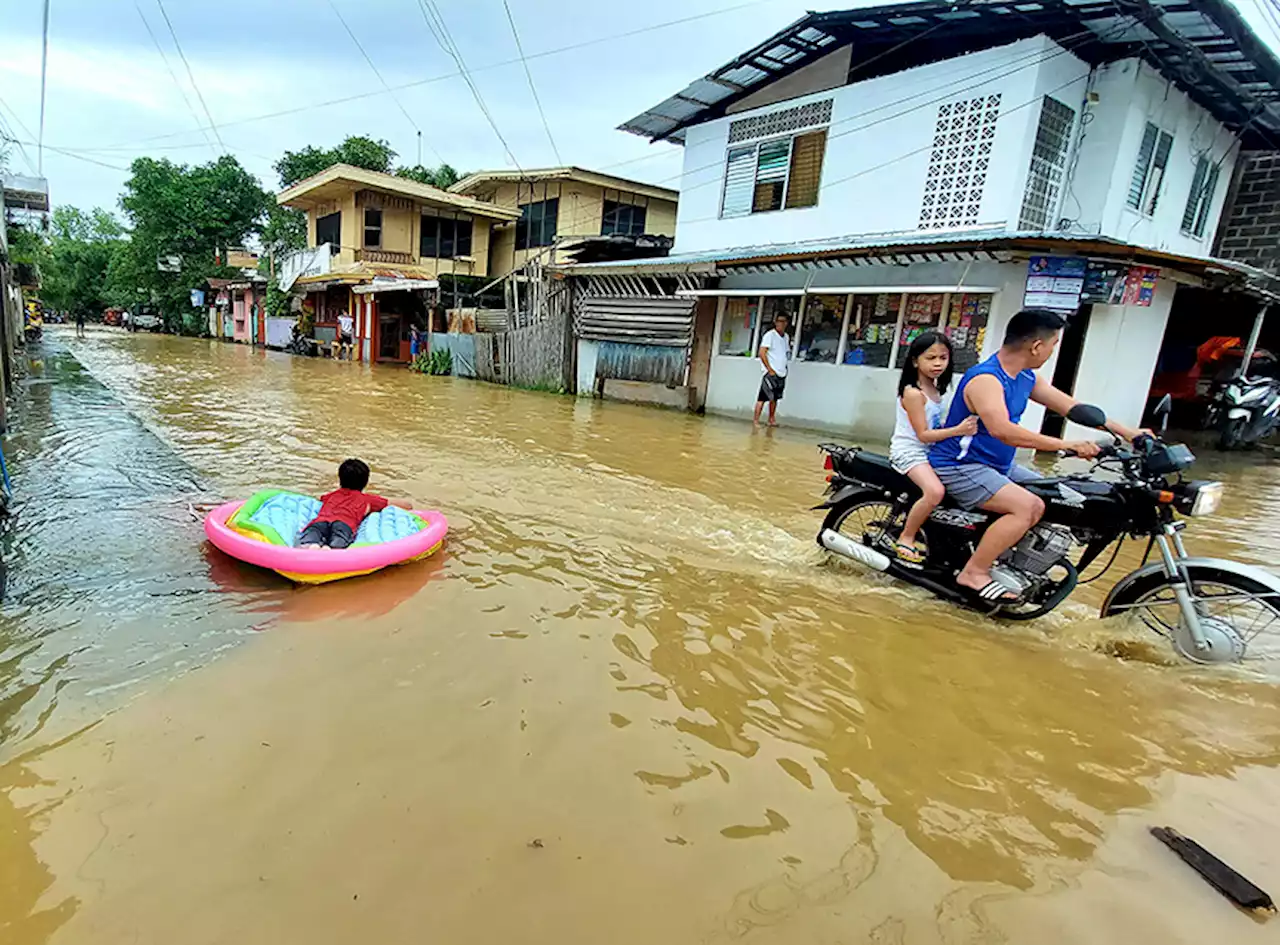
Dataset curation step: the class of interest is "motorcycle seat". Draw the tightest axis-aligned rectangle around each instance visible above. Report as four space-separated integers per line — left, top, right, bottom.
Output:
839 449 918 495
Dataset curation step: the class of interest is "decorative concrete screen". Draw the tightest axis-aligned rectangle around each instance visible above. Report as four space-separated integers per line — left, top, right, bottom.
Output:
919 94 1001 230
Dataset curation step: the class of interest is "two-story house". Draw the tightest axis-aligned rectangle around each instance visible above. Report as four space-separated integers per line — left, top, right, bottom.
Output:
566 0 1280 437
277 164 520 362
448 167 678 277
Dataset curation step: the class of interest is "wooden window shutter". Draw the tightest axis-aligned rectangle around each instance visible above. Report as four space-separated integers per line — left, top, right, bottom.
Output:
785 129 827 209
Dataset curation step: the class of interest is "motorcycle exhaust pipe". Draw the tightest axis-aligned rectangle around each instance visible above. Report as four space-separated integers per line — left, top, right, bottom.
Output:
819 528 891 572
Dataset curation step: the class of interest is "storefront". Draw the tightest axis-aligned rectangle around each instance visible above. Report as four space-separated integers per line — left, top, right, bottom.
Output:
698 258 1024 438
566 234 1271 439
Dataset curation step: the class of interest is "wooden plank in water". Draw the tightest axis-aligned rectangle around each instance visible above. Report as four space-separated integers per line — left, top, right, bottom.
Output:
1151 826 1275 917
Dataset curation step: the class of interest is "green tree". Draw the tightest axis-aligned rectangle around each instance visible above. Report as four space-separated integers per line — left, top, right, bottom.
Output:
40 206 126 317
117 155 269 332
273 135 398 189
395 163 462 189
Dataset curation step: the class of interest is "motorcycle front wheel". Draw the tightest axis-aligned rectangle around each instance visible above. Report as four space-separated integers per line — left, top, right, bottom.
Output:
1102 567 1280 664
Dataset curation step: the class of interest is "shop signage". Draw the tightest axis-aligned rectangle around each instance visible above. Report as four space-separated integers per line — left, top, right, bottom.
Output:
1024 256 1087 312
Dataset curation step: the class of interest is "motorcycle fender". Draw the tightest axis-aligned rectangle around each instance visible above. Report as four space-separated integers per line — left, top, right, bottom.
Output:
1227 408 1251 420
812 483 880 511
1103 556 1280 612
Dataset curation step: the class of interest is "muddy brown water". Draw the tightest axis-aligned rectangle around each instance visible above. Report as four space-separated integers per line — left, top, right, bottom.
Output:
2 329 1279 944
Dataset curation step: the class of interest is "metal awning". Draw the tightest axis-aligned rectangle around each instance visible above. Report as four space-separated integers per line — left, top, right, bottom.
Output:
561 228 1280 301
352 278 439 295
620 0 1280 148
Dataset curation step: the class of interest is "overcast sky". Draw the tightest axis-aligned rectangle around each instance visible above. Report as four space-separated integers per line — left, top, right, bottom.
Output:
3 0 1280 215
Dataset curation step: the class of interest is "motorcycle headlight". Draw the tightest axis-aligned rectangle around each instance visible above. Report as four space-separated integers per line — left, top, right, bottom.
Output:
1176 481 1224 517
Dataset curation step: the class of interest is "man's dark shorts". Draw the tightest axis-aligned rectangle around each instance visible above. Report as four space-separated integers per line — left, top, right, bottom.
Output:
757 374 786 403
298 520 356 549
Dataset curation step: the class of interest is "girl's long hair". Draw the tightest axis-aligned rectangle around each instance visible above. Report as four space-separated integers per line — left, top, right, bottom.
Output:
897 330 955 397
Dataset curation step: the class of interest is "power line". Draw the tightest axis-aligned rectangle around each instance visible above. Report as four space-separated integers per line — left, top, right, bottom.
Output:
134 0 216 155
5 136 131 171
415 0 522 171
153 0 226 153
674 50 1139 229
52 0 782 155
0 99 40 175
647 16 1135 200
323 0 446 166
501 0 562 164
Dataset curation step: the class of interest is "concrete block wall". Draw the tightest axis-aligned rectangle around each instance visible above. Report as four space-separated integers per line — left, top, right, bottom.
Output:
1215 152 1280 273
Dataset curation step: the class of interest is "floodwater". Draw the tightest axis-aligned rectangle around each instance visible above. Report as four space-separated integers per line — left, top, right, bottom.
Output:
2 329 1279 944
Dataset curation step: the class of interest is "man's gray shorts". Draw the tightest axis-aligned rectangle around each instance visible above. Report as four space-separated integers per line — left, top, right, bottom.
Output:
932 463 1039 510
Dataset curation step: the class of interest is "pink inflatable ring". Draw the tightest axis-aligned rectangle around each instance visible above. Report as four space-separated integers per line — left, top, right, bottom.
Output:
205 490 448 584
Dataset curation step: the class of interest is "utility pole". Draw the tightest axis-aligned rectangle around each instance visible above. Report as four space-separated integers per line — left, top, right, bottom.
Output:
38 0 51 174
1241 303 1269 380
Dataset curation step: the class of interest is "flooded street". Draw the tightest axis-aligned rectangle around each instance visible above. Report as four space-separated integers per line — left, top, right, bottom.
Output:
3 329 1280 944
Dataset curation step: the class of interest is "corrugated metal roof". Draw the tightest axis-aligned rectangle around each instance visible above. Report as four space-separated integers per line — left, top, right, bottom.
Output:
559 228 1280 298
620 0 1280 148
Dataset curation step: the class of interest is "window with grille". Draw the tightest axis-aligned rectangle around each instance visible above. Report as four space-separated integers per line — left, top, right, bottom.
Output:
919 94 1001 230
1018 97 1075 231
1180 155 1221 238
1127 123 1174 215
420 215 473 258
601 200 648 236
363 208 382 249
727 99 833 144
720 129 828 218
515 198 559 250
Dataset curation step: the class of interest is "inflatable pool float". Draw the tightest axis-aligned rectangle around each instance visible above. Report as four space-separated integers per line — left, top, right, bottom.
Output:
205 489 447 584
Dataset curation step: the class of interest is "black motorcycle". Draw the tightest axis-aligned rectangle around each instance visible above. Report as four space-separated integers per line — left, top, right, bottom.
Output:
815 401 1280 665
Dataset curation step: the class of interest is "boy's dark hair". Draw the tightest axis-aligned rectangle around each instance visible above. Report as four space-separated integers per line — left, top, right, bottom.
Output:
338 458 371 491
1003 308 1066 347
898 330 956 396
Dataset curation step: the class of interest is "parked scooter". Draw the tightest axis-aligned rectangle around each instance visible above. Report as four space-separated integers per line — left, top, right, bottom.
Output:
814 398 1280 665
1203 373 1280 450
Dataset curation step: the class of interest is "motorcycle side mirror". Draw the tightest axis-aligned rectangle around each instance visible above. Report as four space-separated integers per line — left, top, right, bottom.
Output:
1153 393 1172 437
1067 403 1108 429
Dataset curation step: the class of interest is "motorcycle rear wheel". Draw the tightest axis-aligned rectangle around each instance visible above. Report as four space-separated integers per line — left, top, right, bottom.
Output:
1102 568 1280 664
821 496 918 556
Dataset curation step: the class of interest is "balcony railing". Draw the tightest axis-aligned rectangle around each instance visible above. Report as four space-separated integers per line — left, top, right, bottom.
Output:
356 248 415 265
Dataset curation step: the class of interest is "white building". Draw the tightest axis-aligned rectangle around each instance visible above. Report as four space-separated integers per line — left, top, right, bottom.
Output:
566 0 1280 440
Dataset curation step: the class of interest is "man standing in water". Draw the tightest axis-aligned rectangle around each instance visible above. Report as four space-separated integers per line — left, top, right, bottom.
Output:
931 308 1145 602
74 309 86 339
337 310 355 360
753 312 791 427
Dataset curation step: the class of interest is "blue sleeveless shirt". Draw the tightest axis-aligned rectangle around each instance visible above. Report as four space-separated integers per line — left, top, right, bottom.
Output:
930 353 1036 474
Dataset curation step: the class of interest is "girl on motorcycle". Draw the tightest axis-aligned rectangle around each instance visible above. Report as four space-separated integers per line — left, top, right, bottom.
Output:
888 331 978 564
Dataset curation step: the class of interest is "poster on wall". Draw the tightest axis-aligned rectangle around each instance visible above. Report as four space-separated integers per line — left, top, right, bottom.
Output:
1024 256 1086 312
1081 261 1129 304
1121 266 1159 306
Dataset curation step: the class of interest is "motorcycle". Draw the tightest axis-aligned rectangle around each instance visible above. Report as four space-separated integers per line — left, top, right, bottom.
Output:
1203 373 1280 450
815 399 1280 665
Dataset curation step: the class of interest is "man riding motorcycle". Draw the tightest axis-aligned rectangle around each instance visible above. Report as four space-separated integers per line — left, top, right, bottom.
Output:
930 308 1146 602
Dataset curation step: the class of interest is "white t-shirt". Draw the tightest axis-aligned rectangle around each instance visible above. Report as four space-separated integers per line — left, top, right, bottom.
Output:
759 328 790 377
338 314 354 336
